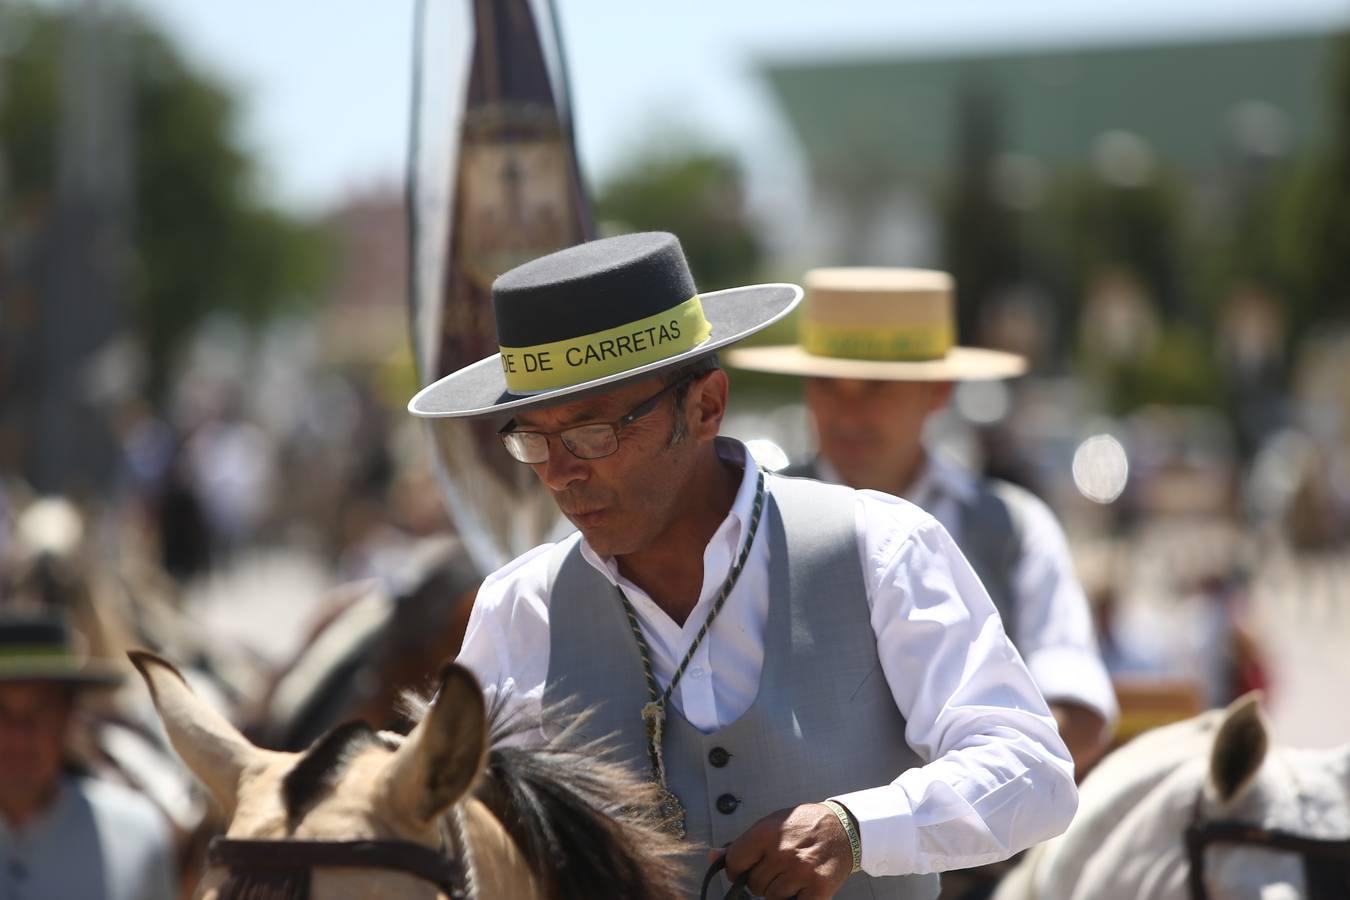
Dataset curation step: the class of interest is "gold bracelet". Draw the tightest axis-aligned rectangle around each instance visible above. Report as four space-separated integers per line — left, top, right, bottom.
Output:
822 799 862 874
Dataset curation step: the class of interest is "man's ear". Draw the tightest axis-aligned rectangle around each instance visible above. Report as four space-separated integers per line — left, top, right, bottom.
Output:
690 369 729 440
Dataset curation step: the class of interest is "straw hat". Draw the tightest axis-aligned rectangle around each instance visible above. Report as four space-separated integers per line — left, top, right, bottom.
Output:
725 268 1025 381
0 610 123 688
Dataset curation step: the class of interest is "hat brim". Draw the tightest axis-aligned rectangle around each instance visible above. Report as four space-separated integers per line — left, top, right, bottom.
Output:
724 344 1027 381
408 282 803 419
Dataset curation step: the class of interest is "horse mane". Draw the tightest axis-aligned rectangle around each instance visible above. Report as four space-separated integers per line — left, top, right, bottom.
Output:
216 870 309 900
406 692 689 900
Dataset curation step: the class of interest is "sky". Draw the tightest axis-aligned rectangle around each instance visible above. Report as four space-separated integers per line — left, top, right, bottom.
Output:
118 0 1349 217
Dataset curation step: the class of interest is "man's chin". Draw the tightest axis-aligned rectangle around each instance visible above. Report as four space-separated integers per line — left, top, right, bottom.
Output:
573 521 642 557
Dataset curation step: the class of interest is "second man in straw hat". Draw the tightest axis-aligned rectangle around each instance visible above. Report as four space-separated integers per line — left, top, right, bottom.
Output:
727 267 1117 774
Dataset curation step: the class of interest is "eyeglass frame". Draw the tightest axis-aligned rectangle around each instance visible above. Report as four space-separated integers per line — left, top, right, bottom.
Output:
498 373 698 464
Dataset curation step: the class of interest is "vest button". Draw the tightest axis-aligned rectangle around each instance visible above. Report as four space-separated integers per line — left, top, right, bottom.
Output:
716 793 740 815
708 746 731 768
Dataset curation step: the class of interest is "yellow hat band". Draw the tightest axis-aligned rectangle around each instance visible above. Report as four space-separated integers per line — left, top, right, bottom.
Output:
498 295 712 393
799 318 954 362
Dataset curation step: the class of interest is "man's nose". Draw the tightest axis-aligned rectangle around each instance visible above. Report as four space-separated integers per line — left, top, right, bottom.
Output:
533 438 588 491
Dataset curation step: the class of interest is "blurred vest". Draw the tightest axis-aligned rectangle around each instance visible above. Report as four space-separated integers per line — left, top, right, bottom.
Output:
785 460 1026 642
544 474 937 900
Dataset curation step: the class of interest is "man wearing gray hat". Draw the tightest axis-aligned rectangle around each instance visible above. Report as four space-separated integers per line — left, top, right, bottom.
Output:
412 233 1077 899
0 611 176 900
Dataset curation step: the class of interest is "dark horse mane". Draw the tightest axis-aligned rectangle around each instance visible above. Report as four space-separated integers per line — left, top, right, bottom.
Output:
446 693 690 900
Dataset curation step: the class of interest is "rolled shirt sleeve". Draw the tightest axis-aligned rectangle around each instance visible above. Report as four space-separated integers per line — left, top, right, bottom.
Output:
831 495 1078 877
1008 492 1119 728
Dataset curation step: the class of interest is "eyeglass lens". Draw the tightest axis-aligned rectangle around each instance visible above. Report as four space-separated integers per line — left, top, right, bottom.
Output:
502 423 620 464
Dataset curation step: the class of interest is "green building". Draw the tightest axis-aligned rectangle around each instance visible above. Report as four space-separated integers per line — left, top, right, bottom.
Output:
762 28 1343 266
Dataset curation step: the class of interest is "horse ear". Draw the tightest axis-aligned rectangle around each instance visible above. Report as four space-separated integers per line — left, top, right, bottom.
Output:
381 662 487 824
1209 691 1269 804
129 650 260 819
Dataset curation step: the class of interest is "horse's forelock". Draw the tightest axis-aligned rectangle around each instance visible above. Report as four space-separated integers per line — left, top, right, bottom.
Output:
282 721 382 824
217 870 310 900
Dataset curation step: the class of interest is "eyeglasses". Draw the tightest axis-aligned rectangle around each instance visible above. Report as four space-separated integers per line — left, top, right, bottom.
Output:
499 376 691 465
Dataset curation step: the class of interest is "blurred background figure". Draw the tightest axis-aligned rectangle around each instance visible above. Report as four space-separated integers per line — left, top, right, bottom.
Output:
727 269 1117 780
729 269 1116 900
0 610 176 900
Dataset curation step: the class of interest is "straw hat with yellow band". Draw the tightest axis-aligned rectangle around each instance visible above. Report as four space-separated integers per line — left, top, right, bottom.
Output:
409 232 803 420
725 267 1026 381
0 610 123 688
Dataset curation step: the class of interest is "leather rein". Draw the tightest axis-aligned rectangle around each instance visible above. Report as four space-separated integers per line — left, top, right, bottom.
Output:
208 837 469 898
700 856 751 900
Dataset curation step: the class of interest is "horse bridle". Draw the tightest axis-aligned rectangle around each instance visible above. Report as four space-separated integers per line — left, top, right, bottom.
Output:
216 837 745 899
208 837 470 898
701 856 751 900
210 836 778 899
1184 789 1350 900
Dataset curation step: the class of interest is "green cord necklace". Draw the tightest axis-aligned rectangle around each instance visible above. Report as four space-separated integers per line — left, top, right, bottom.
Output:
615 468 766 838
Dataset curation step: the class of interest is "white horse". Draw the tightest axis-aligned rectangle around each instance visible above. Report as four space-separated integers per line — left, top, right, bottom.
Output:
994 693 1350 900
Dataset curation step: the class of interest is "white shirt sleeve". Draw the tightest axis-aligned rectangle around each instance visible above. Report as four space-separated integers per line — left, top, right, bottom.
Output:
831 495 1078 876
1008 492 1120 727
455 541 558 732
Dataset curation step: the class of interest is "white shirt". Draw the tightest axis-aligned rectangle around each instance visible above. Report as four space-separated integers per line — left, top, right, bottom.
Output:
818 453 1119 728
457 438 1077 877
0 776 177 900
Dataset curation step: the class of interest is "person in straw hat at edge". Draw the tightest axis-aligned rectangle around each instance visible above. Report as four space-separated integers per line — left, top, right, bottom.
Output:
409 233 1077 899
725 269 1117 782
0 609 177 900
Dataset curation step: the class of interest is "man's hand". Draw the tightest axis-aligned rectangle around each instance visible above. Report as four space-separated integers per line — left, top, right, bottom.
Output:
1050 701 1109 779
707 803 854 899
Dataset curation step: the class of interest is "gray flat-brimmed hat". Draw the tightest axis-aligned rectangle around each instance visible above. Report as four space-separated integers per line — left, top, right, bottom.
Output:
0 610 123 688
408 232 802 419
725 267 1026 381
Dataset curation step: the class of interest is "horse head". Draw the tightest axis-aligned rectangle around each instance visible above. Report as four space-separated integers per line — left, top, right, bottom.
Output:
131 649 538 900
1066 693 1350 900
997 693 1350 900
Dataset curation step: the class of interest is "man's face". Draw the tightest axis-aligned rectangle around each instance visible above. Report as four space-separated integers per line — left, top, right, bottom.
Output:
804 377 952 492
0 682 73 803
510 372 718 557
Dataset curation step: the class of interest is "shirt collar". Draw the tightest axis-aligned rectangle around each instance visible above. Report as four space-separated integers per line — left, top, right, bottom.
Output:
812 449 978 507
577 436 757 584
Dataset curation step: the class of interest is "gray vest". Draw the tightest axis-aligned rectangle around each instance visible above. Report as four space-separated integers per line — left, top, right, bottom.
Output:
544 474 937 900
784 460 1026 644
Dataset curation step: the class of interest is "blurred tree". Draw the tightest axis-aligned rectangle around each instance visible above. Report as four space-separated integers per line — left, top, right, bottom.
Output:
1041 170 1188 327
0 2 331 402
940 79 1025 348
1108 325 1221 413
1272 31 1350 344
595 146 762 290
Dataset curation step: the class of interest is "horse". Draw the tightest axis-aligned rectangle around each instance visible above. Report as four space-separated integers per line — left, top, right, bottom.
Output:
993 693 1350 900
243 535 481 752
130 650 689 900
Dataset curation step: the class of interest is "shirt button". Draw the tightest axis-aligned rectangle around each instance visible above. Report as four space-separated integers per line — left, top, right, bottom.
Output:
716 793 740 815
708 746 731 768
689 666 705 679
